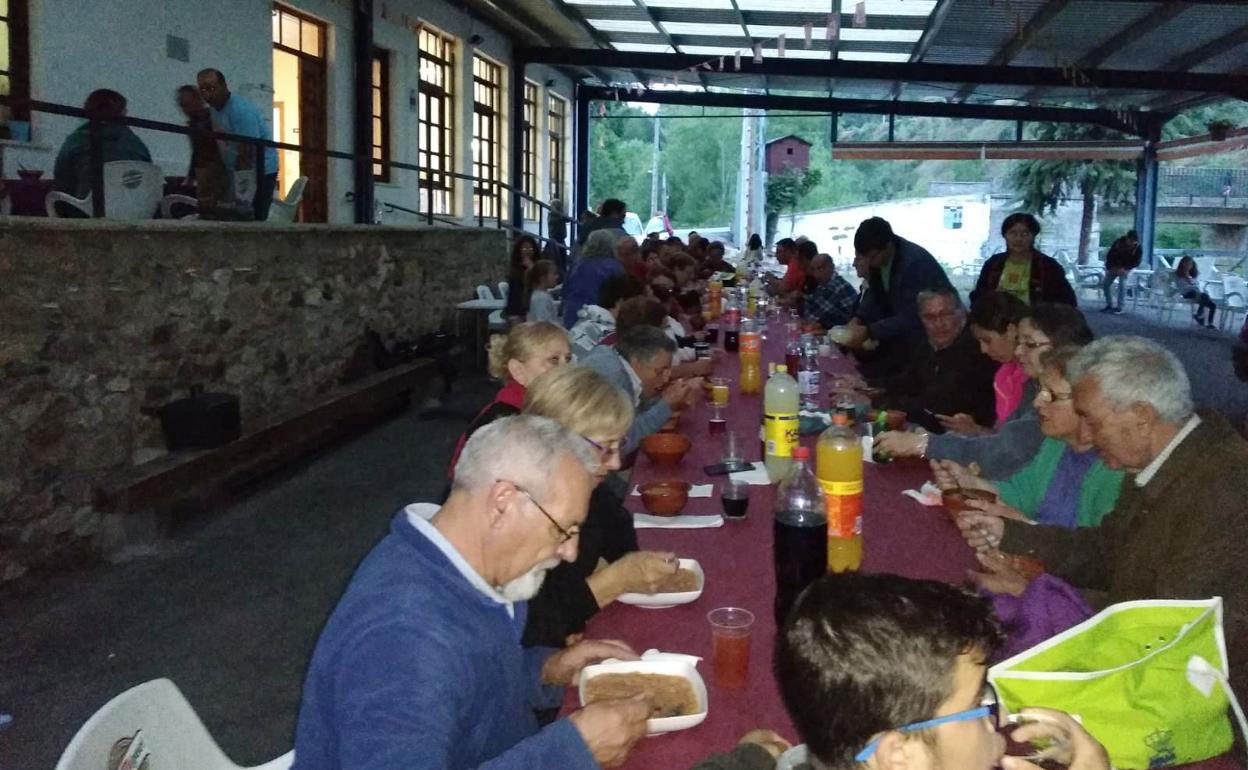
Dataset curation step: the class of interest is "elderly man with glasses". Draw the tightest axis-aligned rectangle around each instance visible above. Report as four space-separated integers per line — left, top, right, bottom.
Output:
292 416 650 770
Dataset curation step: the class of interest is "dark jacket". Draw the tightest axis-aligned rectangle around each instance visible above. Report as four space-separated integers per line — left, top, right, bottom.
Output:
971 251 1077 306
1000 411 1248 695
880 323 998 433
523 484 639 648
53 122 152 197
854 236 953 380
1105 236 1143 271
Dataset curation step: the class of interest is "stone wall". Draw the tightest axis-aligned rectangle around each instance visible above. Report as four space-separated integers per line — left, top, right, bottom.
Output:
0 219 507 580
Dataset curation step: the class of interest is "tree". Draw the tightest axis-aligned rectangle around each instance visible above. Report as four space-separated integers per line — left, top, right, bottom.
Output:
1008 122 1136 264
765 167 822 243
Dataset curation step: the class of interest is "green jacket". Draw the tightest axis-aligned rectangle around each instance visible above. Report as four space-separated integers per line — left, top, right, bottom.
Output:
53 121 152 197
996 437 1124 528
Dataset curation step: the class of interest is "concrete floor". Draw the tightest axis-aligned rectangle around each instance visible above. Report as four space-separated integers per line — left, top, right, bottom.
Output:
2 302 1245 770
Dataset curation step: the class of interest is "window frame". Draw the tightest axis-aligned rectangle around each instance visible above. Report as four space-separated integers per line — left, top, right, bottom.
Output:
272 4 324 58
547 93 568 203
471 54 505 220
0 0 31 125
418 25 456 217
371 48 391 182
521 81 539 221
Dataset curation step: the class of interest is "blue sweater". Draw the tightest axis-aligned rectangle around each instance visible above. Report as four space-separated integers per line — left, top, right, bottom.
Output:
562 258 625 327
292 511 598 770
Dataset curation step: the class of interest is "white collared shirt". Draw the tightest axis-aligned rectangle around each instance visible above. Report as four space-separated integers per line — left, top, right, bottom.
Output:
1134 414 1201 487
619 353 644 406
404 503 515 618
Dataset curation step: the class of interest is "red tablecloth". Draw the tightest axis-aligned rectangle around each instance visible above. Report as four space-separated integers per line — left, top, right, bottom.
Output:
3 177 195 216
564 329 1239 770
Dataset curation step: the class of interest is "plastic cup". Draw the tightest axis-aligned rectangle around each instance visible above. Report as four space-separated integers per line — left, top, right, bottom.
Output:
708 607 754 688
722 480 749 519
710 377 730 406
708 404 727 434
722 431 742 463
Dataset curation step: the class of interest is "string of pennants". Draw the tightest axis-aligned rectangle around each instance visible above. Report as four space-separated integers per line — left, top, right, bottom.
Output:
595 0 1143 134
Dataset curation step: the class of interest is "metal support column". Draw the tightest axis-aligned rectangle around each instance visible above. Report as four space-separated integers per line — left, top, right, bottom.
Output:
352 0 375 224
573 86 591 225
1134 121 1162 268
509 59 526 231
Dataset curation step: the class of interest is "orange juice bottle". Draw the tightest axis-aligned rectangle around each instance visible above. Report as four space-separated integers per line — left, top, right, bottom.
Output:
738 318 762 394
708 279 723 320
816 412 863 572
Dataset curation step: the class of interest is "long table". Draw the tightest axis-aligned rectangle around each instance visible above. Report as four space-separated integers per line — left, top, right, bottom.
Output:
565 328 1238 770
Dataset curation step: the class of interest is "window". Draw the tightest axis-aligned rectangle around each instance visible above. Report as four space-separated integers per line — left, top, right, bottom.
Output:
419 26 455 216
547 94 567 202
944 205 963 230
472 55 504 219
371 50 390 181
272 5 322 56
521 81 539 221
0 0 31 127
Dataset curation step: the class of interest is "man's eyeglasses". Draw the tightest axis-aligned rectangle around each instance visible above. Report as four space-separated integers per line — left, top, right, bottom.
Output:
1036 387 1074 403
500 480 579 544
854 685 1001 762
583 436 622 462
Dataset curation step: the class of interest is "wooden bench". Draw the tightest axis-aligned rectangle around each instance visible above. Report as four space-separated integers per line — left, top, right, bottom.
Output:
99 359 439 528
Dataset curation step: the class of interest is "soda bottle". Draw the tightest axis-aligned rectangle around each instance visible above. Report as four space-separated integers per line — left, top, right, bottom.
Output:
798 347 821 410
773 446 827 624
738 318 762 394
708 278 723 320
746 277 759 318
763 364 799 483
785 341 802 376
816 412 864 572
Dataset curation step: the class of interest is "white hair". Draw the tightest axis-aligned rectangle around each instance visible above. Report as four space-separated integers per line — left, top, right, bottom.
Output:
917 286 964 311
582 229 619 260
1067 335 1193 423
452 415 597 495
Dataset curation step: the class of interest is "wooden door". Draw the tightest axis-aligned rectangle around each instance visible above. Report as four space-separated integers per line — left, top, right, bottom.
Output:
298 56 328 223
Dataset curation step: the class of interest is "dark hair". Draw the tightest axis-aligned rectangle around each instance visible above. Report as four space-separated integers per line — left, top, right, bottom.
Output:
968 291 1029 334
854 217 894 254
776 573 1002 769
597 273 644 310
641 241 662 261
1028 303 1094 348
668 254 695 274
510 235 539 278
775 237 797 251
676 289 702 313
600 198 626 217
525 259 558 297
616 325 675 363
177 84 200 98
83 89 127 120
616 297 669 335
797 240 819 261
1175 255 1197 279
749 233 763 250
1001 212 1041 238
708 240 725 256
197 67 227 85
1125 230 1139 240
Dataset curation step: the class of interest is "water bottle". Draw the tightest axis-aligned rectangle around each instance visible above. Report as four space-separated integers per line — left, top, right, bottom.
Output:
773 446 827 624
799 348 821 410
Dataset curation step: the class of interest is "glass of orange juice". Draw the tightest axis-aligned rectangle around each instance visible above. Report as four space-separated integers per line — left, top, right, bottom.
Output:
709 376 730 407
708 607 754 688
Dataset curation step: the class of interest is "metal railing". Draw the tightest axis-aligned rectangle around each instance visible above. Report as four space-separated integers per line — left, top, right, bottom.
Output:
0 95 572 248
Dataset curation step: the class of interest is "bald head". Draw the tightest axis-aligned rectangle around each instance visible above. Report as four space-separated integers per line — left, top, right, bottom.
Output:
810 253 835 284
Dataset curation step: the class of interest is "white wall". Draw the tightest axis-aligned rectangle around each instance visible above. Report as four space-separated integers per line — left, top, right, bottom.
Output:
13 0 575 226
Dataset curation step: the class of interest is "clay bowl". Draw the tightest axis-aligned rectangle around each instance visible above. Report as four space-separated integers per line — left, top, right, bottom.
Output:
639 480 691 516
942 488 997 523
642 432 691 465
867 409 907 431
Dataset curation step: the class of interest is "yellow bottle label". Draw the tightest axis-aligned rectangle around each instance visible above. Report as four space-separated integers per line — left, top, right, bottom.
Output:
764 412 799 457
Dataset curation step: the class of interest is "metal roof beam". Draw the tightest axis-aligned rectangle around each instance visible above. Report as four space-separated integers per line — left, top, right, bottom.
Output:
574 5 927 31
521 48 1248 98
1144 25 1248 108
629 0 710 90
546 0 648 87
891 0 954 101
952 0 1074 103
582 85 1167 136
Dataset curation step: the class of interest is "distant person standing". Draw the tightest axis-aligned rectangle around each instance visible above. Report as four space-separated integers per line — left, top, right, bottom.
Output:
53 89 151 199
196 68 279 221
175 85 225 212
971 213 1076 307
545 198 570 272
1101 230 1142 314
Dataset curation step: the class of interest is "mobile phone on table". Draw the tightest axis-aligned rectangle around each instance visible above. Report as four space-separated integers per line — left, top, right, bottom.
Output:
704 461 752 475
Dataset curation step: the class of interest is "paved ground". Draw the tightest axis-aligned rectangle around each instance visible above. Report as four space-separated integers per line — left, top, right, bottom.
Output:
2 301 1245 770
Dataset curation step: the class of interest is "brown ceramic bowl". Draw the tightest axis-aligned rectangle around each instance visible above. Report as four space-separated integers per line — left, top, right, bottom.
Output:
641 432 691 465
942 488 997 522
1004 553 1047 580
867 409 907 431
639 480 691 516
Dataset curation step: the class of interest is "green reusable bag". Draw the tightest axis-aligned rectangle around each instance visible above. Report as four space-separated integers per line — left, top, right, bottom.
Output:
988 598 1247 769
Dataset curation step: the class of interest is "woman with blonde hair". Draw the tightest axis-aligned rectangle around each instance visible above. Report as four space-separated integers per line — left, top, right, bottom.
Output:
446 321 571 474
522 365 680 649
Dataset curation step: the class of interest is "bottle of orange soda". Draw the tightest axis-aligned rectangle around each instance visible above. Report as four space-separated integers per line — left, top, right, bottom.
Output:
738 318 762 394
816 411 863 572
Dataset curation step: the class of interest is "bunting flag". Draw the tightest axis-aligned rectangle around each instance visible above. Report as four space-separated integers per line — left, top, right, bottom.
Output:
804 22 813 48
826 13 840 42
734 50 741 70
718 56 725 71
752 43 763 63
853 1 866 28
598 103 607 117
777 33 786 56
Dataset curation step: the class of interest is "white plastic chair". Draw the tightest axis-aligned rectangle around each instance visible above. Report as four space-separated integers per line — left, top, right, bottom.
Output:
45 161 163 220
1221 275 1247 332
487 307 508 332
498 281 509 301
54 678 293 770
266 176 307 223
476 284 494 301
